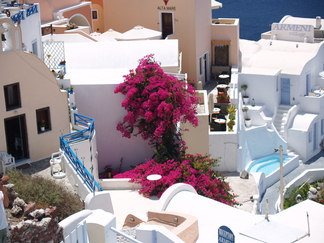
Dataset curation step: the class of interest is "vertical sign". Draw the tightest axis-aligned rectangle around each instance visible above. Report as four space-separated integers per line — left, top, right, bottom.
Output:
218 225 235 243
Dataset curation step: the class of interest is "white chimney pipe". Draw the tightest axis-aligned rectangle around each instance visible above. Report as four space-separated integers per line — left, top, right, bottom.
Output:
316 16 321 29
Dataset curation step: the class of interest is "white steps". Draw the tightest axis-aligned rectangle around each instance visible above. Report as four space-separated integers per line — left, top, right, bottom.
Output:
273 105 291 138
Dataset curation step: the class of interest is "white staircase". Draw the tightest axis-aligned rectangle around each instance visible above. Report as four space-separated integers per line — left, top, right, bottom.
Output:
273 105 291 139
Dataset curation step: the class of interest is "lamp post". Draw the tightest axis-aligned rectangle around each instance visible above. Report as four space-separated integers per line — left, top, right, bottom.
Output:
275 145 284 211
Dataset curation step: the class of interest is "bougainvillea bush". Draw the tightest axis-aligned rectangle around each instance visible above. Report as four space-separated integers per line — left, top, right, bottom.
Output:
114 54 199 161
114 154 238 206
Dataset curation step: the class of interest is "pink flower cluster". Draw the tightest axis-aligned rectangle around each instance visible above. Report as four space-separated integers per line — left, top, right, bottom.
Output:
114 154 238 206
114 54 199 146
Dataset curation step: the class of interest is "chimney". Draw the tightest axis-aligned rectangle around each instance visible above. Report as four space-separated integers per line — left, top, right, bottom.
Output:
316 16 321 29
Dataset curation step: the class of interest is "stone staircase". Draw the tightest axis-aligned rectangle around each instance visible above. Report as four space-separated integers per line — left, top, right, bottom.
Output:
273 105 291 139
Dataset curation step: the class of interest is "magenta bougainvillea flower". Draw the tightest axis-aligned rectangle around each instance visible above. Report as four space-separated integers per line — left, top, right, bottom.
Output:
114 54 199 161
114 154 238 206
113 55 238 206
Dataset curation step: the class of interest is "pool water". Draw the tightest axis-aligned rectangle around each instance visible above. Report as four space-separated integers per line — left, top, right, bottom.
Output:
247 155 293 177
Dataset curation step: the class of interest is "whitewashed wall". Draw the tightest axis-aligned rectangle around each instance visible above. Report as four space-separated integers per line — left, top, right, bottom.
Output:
209 133 238 172
74 83 153 173
241 125 287 170
239 73 278 114
19 4 43 59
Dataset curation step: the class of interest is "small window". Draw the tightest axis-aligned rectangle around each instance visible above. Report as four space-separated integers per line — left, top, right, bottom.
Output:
92 10 98 20
32 40 38 56
36 107 51 133
4 82 21 111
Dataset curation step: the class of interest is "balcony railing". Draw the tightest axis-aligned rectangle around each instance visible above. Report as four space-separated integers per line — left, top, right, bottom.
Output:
7 3 38 24
60 113 102 192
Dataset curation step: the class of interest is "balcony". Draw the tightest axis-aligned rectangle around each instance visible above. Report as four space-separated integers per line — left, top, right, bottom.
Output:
2 3 39 24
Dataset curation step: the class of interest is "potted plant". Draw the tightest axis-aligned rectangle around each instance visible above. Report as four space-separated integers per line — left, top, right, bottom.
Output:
241 84 249 104
217 92 230 103
229 112 235 121
227 120 235 132
66 22 78 30
58 72 64 79
242 106 252 127
40 120 46 132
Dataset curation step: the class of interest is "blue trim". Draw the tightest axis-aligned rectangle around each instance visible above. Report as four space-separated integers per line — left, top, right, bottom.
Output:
60 113 102 192
9 4 38 24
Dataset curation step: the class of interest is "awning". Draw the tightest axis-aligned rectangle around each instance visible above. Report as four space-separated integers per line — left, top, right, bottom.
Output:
116 26 162 41
211 0 223 9
101 29 122 39
90 29 121 42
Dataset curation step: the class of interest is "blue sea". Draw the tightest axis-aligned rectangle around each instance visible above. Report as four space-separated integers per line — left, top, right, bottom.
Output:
212 0 324 41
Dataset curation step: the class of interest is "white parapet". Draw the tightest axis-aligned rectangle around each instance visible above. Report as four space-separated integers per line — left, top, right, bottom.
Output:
86 209 117 243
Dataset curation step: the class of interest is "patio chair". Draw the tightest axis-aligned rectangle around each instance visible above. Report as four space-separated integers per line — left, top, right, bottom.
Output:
50 151 66 178
0 152 16 174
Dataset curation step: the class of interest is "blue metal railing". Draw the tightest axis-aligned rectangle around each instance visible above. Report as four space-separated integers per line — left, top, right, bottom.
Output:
56 63 66 79
60 114 102 192
9 4 38 24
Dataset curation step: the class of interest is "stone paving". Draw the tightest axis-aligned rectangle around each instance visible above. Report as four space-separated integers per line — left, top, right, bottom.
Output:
18 157 258 213
17 157 76 194
224 172 258 213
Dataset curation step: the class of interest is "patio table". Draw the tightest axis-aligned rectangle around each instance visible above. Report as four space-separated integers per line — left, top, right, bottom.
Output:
218 74 230 84
213 107 221 114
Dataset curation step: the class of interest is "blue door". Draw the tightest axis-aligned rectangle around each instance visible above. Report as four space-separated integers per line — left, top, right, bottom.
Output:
314 123 317 151
281 78 290 105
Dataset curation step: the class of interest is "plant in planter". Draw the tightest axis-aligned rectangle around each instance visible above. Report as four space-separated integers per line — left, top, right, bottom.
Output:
241 84 249 104
66 22 78 30
227 104 236 120
229 112 235 121
227 104 236 114
58 72 64 79
40 120 46 132
217 92 230 103
99 165 118 179
242 106 251 127
227 120 235 132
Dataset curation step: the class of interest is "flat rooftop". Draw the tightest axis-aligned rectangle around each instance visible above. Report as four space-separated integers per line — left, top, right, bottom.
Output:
240 38 322 75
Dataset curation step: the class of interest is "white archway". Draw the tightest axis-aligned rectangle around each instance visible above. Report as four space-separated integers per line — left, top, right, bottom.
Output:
69 14 91 31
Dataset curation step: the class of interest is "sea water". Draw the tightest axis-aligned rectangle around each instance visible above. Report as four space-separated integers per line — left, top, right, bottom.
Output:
212 0 324 40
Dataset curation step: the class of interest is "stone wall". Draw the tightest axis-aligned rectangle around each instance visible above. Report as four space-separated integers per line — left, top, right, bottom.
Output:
4 180 63 243
9 204 63 243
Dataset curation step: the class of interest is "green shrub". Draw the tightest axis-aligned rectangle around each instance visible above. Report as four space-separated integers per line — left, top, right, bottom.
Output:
7 170 83 221
284 183 310 209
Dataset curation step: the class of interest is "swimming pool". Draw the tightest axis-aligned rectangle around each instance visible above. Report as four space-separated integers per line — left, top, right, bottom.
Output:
246 153 300 196
247 154 293 176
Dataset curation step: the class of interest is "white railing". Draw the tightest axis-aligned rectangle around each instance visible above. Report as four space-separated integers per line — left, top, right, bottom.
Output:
62 220 144 243
62 220 89 243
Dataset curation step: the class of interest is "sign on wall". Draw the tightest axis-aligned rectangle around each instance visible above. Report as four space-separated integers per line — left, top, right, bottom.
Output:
218 225 235 243
271 23 314 43
158 0 176 10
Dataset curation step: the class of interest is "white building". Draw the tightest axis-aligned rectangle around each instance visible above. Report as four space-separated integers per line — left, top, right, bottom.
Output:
61 35 181 172
238 16 324 169
0 2 43 59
